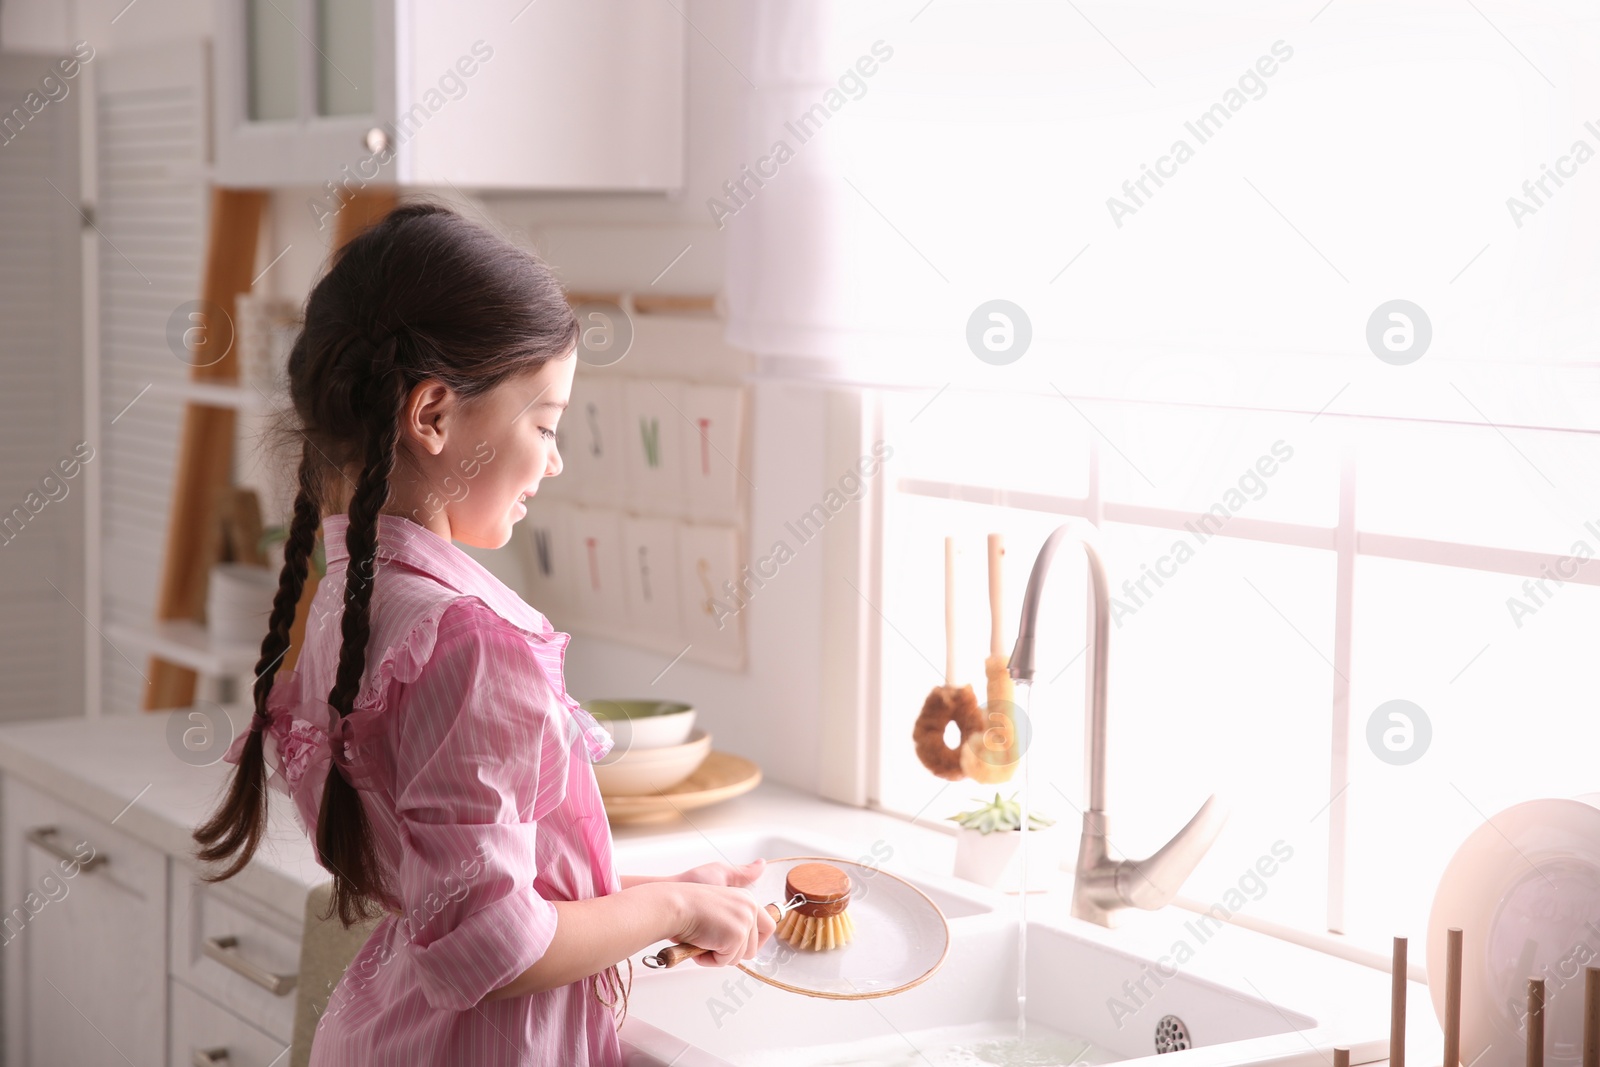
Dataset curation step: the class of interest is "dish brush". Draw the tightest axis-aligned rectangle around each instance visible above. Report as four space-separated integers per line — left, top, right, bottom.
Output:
773 862 855 952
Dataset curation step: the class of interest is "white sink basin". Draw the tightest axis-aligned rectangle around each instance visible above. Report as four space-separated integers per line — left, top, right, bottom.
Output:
613 829 1405 1067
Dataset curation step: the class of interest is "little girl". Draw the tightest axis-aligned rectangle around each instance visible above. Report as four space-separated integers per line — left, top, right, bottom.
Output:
193 203 775 1066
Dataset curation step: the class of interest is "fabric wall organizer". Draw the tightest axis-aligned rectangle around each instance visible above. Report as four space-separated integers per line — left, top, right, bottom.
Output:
517 313 751 671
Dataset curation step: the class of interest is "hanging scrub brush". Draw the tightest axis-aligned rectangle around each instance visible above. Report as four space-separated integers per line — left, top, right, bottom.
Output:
912 537 984 782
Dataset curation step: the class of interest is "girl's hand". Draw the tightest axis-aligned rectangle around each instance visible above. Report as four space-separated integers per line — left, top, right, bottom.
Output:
661 881 777 967
672 858 765 888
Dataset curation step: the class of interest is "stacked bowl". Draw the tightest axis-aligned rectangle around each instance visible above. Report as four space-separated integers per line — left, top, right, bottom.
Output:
582 699 710 796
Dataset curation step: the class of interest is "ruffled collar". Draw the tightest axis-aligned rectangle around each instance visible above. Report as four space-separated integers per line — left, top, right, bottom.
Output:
324 513 552 635
320 512 613 764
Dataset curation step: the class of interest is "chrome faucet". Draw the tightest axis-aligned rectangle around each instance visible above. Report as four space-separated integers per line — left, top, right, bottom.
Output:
1009 523 1228 927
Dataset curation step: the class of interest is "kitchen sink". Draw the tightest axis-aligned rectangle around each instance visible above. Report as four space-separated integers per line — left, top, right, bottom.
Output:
621 916 1318 1067
610 828 1407 1067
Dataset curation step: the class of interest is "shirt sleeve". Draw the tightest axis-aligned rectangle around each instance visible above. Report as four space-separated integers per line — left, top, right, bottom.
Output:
389 596 575 1012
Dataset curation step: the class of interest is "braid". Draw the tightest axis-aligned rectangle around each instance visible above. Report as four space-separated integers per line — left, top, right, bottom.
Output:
192 450 321 881
316 352 404 927
255 454 321 708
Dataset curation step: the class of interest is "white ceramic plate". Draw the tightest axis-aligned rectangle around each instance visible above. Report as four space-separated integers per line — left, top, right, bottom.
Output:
734 855 950 1000
1426 794 1600 1067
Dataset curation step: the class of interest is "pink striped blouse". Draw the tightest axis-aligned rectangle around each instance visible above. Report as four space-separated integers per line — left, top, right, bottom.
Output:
222 512 625 1066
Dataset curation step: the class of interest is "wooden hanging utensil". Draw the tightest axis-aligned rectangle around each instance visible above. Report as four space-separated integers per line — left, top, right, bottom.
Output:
912 537 981 782
1391 936 1407 1067
1528 978 1546 1067
1585 966 1600 1067
963 533 1018 783
1444 927 1463 1067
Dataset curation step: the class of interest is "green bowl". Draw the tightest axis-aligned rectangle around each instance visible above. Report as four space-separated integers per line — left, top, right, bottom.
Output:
581 699 696 749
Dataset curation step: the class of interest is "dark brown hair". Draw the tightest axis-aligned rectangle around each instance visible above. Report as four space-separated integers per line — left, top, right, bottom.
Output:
192 202 577 931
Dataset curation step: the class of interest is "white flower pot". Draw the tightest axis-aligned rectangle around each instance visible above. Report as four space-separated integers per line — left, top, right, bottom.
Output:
952 823 1064 893
206 562 278 646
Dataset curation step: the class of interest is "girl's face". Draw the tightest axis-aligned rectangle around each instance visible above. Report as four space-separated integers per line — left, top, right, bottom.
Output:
393 353 575 549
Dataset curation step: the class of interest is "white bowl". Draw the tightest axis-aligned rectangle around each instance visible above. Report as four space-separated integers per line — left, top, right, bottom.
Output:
593 729 711 797
582 699 697 750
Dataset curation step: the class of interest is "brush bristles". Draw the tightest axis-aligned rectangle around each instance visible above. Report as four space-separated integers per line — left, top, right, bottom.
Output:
775 908 855 951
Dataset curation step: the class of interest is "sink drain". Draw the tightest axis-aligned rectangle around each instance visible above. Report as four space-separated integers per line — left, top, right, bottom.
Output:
1155 1015 1191 1054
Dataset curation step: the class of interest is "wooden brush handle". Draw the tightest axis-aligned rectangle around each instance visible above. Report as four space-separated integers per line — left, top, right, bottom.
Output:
1391 936 1407 1067
1584 966 1600 1067
1444 927 1463 1067
944 537 956 687
988 533 1004 659
646 903 783 969
1530 978 1547 1067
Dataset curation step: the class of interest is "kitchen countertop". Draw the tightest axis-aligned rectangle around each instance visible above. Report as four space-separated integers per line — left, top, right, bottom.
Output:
0 705 911 927
0 705 330 924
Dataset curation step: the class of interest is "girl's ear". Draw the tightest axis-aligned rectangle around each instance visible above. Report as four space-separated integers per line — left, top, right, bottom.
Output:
401 379 454 456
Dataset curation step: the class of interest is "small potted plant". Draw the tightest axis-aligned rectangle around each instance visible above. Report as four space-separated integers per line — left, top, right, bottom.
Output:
947 792 1062 893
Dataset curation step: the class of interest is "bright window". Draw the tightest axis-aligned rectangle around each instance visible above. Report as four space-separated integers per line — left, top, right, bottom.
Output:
872 385 1600 954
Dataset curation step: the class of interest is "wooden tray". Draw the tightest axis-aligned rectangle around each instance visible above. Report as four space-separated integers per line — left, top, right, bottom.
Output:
602 750 761 825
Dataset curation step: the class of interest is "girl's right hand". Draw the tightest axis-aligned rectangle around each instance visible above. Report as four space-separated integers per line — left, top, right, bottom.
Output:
665 881 777 967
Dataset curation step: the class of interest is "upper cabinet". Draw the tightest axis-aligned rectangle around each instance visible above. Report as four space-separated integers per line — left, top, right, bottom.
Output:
212 0 685 192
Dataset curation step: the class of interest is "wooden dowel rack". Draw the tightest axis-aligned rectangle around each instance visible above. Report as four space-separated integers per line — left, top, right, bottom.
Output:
564 291 718 315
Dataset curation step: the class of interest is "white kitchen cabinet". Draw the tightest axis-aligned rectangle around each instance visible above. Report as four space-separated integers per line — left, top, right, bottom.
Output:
212 0 686 192
1 776 167 1067
1 767 315 1067
169 979 292 1067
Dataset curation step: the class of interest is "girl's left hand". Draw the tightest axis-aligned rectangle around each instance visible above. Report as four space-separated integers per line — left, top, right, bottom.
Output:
672 858 766 888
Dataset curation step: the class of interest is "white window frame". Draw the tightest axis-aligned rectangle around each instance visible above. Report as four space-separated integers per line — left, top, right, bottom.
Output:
849 385 1600 964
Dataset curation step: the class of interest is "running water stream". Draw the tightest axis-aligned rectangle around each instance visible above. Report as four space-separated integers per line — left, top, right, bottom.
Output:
1017 684 1030 1043
1016 678 1032 1043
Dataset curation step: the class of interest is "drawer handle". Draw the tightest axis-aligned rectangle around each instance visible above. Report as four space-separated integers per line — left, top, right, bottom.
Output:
192 1048 230 1066
24 825 106 872
202 935 298 996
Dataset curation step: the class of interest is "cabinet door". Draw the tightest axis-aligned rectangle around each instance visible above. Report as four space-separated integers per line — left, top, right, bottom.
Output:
95 38 210 717
400 0 686 190
245 0 299 121
316 0 376 118
215 0 685 190
0 52 87 723
214 0 396 188
1 775 167 1067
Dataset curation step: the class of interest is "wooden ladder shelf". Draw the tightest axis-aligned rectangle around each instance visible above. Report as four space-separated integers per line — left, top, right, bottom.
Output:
144 187 397 709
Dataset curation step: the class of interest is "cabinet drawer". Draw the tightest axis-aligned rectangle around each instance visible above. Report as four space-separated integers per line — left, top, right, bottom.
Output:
170 866 303 1043
170 977 293 1067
